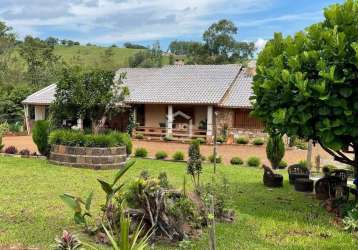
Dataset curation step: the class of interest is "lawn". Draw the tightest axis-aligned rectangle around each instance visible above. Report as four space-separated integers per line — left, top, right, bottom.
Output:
0 156 356 249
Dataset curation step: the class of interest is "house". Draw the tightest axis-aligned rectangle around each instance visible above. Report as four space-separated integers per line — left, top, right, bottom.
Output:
22 64 263 142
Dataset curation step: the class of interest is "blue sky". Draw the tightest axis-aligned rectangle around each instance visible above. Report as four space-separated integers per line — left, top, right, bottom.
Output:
0 0 344 50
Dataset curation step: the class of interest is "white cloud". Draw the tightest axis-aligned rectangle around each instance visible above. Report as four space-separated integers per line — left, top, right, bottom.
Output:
0 0 273 43
254 38 267 51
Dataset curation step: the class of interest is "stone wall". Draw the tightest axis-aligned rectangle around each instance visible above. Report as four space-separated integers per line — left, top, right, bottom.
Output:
49 145 127 170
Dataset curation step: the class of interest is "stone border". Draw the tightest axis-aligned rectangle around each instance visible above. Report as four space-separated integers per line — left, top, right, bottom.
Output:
49 144 127 170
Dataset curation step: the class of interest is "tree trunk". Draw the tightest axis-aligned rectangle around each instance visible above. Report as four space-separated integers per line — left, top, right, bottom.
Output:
91 116 107 134
306 140 313 169
354 144 358 179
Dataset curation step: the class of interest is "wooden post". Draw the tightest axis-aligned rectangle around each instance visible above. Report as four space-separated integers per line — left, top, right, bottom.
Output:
208 194 216 250
167 105 173 137
213 111 218 174
24 104 31 135
207 106 213 143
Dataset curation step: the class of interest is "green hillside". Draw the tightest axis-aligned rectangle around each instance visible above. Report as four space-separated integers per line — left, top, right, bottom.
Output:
53 45 143 70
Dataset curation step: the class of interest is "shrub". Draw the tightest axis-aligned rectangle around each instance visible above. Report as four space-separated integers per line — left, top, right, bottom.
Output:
135 133 144 139
135 147 148 157
200 155 206 161
216 135 226 143
252 137 265 145
158 172 170 188
163 135 174 142
109 132 133 155
187 140 202 187
247 156 261 167
139 170 150 180
236 136 249 144
298 160 307 168
195 138 206 144
266 134 285 169
278 160 288 169
32 120 50 156
9 122 22 133
48 130 132 152
208 154 222 163
4 146 18 154
230 157 243 165
19 149 30 156
172 151 185 161
155 150 168 159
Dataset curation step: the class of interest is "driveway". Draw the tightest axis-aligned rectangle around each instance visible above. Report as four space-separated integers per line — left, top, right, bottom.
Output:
3 135 331 166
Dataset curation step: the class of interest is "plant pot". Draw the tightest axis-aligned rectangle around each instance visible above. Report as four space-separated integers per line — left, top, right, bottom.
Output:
294 178 313 192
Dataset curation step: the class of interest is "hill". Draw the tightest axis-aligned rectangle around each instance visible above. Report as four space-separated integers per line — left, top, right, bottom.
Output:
54 45 143 70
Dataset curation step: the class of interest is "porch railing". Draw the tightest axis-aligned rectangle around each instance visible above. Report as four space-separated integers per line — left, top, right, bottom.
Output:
133 125 206 141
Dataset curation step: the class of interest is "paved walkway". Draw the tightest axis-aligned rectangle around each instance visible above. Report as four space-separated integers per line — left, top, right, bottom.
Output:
3 136 332 165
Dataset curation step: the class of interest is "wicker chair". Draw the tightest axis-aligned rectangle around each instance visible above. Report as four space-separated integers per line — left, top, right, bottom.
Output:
330 169 348 186
288 164 310 184
263 165 283 188
315 176 348 200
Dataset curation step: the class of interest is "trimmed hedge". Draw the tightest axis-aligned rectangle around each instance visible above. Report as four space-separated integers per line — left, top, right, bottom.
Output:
208 154 222 163
172 151 185 161
236 136 249 144
48 129 132 152
252 137 265 145
32 120 50 156
155 150 168 159
230 157 243 165
135 147 148 157
247 156 261 167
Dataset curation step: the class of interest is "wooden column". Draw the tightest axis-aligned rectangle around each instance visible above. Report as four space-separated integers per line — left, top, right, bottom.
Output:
24 104 31 135
167 105 173 136
206 106 213 142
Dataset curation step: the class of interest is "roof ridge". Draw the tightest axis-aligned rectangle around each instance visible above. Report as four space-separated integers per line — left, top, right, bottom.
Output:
218 66 243 106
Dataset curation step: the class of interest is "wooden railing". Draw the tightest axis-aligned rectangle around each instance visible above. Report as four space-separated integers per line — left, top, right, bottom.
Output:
133 126 207 141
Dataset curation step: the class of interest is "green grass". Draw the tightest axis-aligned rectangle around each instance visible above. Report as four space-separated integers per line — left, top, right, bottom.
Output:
54 45 142 69
0 156 357 249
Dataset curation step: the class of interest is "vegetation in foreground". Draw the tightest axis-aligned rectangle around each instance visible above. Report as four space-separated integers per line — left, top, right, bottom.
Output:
0 157 357 249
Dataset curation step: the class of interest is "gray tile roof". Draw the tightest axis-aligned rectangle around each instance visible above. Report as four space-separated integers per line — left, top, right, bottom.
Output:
22 65 254 108
22 83 56 105
219 68 253 108
119 64 242 104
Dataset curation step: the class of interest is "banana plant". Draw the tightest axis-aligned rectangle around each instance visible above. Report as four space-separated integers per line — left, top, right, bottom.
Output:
60 191 93 230
97 159 136 205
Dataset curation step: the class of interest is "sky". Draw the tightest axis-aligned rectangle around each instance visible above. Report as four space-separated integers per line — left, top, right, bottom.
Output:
0 0 344 50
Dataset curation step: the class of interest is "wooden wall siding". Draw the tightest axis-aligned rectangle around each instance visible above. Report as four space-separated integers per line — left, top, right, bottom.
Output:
234 109 263 129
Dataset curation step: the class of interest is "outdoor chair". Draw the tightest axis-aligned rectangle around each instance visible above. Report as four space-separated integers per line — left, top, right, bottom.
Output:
262 164 283 188
288 164 310 184
315 176 348 201
294 178 314 192
330 169 348 186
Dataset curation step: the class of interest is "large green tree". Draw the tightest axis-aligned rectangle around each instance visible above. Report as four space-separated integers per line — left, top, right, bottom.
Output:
19 36 61 88
252 0 358 175
51 67 128 133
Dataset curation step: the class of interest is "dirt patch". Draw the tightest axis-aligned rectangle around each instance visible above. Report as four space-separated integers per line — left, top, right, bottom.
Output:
3 136 332 166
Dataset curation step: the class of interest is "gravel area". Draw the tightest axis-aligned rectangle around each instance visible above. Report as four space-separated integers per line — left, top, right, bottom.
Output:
3 136 332 166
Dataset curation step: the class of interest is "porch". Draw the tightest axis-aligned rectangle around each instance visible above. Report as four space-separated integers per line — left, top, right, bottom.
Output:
132 104 214 142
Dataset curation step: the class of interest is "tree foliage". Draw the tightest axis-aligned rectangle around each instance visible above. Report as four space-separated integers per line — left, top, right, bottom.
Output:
51 67 128 133
187 140 202 187
123 42 147 49
266 134 285 169
19 36 62 88
168 19 255 64
128 41 162 68
252 0 358 175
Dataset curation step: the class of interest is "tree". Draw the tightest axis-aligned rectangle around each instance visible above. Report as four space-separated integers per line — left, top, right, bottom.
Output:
266 134 285 169
203 19 238 57
123 42 147 49
252 0 358 176
19 36 61 88
128 41 162 68
51 67 128 133
45 37 59 46
187 140 202 187
0 21 17 85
